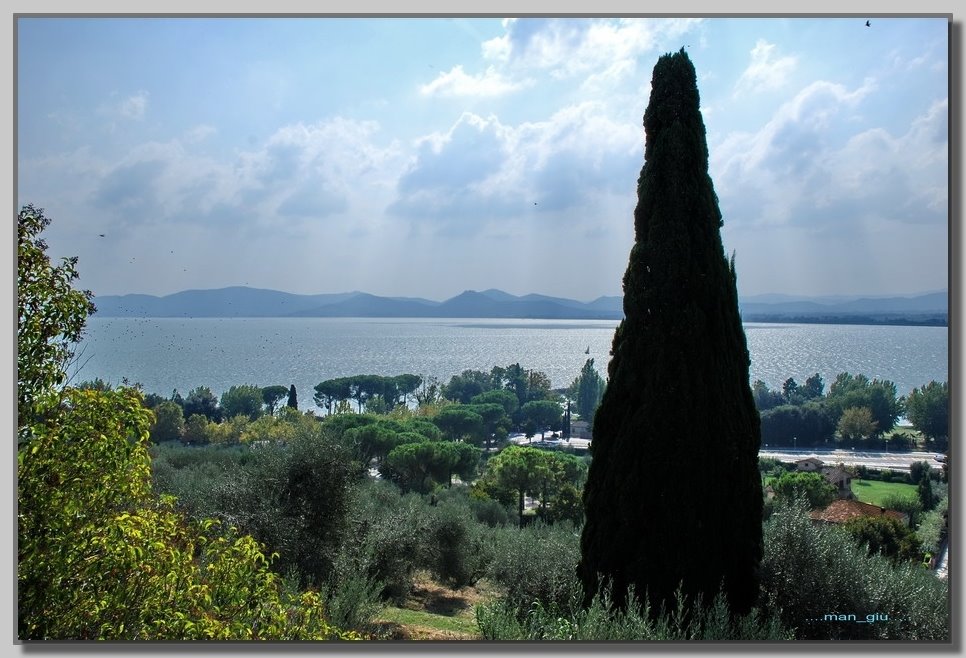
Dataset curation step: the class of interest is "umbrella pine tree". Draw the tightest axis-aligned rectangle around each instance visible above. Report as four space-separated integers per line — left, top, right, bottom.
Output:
577 49 762 616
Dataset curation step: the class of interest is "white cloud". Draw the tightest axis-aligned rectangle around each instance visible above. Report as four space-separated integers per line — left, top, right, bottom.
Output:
712 78 945 233
483 18 700 82
420 65 526 97
389 103 641 233
118 91 149 120
69 117 403 233
733 40 797 97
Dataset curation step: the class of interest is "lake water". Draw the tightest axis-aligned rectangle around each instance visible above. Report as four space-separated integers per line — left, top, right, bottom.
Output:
72 317 948 412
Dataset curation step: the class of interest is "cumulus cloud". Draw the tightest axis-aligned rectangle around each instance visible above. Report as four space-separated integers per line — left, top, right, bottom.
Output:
388 103 641 234
712 78 945 232
482 18 699 81
733 40 797 96
83 117 402 231
420 65 527 97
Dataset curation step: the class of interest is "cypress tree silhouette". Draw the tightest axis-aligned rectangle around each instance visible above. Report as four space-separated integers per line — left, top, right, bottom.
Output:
287 384 298 410
577 49 762 616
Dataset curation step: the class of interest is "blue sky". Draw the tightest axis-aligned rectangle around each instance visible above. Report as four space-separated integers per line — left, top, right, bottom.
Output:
17 16 949 301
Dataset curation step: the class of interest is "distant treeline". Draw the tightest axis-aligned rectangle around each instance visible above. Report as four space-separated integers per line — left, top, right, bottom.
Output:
743 314 947 327
753 373 948 451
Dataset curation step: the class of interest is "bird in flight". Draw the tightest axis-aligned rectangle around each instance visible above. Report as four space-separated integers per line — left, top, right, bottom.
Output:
98 233 105 237
865 20 871 27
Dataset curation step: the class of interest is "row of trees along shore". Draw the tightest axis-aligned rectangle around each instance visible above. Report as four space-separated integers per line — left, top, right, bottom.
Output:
121 365 947 454
18 48 949 642
753 374 948 450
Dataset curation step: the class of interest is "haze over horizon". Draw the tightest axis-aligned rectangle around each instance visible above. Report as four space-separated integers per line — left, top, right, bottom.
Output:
18 17 948 301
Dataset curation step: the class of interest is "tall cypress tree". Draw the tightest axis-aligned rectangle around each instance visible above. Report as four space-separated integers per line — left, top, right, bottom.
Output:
287 384 298 410
577 49 762 616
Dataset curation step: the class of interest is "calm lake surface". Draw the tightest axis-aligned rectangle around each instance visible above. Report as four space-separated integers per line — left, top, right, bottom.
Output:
74 317 948 412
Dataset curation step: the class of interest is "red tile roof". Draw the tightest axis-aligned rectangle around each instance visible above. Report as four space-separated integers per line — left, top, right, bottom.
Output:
809 499 908 525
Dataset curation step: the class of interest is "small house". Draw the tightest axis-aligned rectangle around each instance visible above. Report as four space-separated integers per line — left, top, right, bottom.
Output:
795 457 825 472
821 465 853 499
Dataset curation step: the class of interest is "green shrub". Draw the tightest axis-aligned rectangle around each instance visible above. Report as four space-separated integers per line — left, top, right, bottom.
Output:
335 480 432 604
761 500 948 640
425 499 492 589
486 522 581 615
916 497 949 553
476 582 790 641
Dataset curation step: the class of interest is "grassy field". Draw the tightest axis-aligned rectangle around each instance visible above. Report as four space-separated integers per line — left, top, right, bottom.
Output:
370 572 495 640
851 479 917 507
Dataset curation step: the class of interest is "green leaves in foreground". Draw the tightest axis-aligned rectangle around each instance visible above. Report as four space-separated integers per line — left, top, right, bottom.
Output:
18 387 358 641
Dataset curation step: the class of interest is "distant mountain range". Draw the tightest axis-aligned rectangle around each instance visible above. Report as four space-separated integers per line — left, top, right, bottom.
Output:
91 287 947 325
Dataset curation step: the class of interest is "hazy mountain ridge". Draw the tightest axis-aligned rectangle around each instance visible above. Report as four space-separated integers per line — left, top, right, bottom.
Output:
92 287 947 323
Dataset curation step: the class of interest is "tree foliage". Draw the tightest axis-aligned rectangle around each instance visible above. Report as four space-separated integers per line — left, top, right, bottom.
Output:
904 381 948 444
150 400 185 443
261 385 290 415
578 49 762 616
17 207 355 640
17 204 96 431
826 373 902 437
220 384 264 421
836 406 878 443
182 386 221 422
569 359 606 425
769 471 836 509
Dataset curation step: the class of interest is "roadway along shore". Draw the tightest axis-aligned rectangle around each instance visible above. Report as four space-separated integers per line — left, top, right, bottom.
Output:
758 447 944 473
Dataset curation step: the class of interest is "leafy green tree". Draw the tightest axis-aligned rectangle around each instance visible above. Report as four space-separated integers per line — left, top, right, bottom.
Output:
19 389 357 641
220 384 264 421
287 384 298 409
881 493 924 530
16 212 355 640
759 402 835 447
344 423 416 467
471 389 520 416
393 374 422 407
569 359 606 425
261 385 290 415
525 370 554 402
442 371 488 404
414 375 443 406
432 406 484 443
483 445 551 529
770 471 836 509
910 460 932 485
463 402 512 448
503 363 529 407
801 373 825 400
182 386 221 422
904 381 948 446
843 515 922 563
315 377 352 414
751 380 784 412
182 413 211 445
385 440 482 489
141 392 166 409
578 50 763 616
401 417 444 442
837 406 878 444
518 400 562 439
782 377 801 404
827 373 902 437
208 415 251 445
17 204 96 432
150 400 185 443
